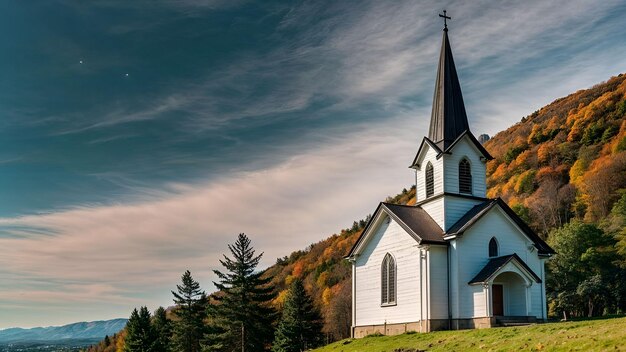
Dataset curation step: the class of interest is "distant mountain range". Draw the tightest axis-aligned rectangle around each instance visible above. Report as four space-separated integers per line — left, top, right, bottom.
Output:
0 319 127 343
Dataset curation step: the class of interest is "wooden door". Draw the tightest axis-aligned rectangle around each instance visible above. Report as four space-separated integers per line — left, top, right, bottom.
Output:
492 284 504 316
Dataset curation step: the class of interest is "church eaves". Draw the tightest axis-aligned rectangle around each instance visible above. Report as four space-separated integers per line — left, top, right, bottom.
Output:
428 26 470 150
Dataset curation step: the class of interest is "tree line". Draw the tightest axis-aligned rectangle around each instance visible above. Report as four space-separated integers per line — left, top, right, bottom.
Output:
547 191 626 318
99 233 324 352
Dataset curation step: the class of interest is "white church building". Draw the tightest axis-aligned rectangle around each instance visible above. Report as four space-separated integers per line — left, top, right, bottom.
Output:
345 17 555 337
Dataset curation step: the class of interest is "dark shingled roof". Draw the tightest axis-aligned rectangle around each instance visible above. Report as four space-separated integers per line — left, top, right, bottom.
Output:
468 253 541 284
429 28 469 150
346 202 445 258
446 199 497 235
447 198 555 255
382 203 445 244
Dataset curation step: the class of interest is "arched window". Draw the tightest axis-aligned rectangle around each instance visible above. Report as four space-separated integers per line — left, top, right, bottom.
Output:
381 253 396 305
489 237 499 257
459 158 472 194
425 162 434 198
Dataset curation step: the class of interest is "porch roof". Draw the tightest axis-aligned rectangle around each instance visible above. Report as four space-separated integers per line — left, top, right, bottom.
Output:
468 253 541 285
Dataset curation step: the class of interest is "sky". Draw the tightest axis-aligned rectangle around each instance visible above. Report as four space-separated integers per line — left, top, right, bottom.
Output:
1 0 626 329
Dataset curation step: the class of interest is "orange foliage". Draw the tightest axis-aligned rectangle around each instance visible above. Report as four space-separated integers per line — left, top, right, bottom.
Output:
292 262 304 278
491 163 509 182
581 152 626 220
537 141 557 164
485 73 626 232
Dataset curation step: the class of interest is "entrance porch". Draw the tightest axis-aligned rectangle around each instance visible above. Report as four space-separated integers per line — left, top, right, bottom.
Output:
469 254 542 324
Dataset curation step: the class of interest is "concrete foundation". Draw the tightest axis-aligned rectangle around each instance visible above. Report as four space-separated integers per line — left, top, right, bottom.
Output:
352 316 539 338
449 317 496 329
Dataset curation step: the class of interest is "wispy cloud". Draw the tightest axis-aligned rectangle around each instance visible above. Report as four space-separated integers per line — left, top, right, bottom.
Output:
2 0 626 328
50 0 626 135
0 114 421 327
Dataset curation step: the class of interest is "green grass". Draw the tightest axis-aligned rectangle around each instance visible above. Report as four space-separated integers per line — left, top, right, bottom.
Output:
314 316 626 352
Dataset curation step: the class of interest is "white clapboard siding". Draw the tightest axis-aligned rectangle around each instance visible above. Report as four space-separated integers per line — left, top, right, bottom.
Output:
444 197 484 231
421 197 445 230
355 215 422 326
448 239 461 319
442 136 487 197
471 285 487 317
453 207 544 319
428 245 449 319
415 144 444 202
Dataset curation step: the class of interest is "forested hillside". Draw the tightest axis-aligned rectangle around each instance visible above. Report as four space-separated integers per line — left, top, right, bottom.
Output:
86 74 626 351
263 73 626 337
485 73 626 233
262 186 416 341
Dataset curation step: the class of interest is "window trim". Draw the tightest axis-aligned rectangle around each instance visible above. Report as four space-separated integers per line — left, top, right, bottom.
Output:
425 162 434 198
381 253 397 306
459 157 472 195
489 237 499 257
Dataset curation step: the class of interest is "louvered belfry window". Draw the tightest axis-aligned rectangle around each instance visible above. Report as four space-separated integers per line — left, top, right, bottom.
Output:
459 158 472 194
489 237 498 257
381 253 396 305
425 162 434 198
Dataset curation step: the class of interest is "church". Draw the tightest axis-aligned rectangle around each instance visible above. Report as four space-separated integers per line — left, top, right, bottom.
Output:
345 14 555 337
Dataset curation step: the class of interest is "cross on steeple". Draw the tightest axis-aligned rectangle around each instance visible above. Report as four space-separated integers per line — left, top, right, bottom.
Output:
439 10 451 31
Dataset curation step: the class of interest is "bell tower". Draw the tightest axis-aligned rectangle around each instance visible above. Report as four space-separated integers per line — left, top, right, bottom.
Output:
410 11 493 231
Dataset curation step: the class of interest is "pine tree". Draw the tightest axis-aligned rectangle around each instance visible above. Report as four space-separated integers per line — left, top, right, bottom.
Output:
206 233 277 352
152 307 173 352
172 270 207 352
125 306 155 352
272 279 323 352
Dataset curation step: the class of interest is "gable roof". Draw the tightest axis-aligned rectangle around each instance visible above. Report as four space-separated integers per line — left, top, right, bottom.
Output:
346 202 444 258
410 132 492 169
468 253 542 284
440 130 493 160
383 203 445 243
446 198 555 255
410 137 442 168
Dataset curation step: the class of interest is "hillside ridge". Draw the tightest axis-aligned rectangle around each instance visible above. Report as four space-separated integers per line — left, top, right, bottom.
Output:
0 318 128 343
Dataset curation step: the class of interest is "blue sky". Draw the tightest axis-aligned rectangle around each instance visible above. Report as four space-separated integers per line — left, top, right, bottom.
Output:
1 0 626 328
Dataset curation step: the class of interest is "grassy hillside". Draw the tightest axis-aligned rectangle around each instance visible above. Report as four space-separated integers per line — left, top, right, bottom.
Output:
313 316 626 352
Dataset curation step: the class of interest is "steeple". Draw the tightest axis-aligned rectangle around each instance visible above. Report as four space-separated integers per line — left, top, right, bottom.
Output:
428 13 469 149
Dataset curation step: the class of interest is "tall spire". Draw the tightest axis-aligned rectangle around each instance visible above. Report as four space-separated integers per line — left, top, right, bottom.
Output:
428 12 469 149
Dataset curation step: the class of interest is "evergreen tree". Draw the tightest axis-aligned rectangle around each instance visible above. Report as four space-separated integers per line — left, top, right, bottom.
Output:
206 233 276 352
152 307 173 352
172 270 207 352
125 306 155 352
272 279 323 352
